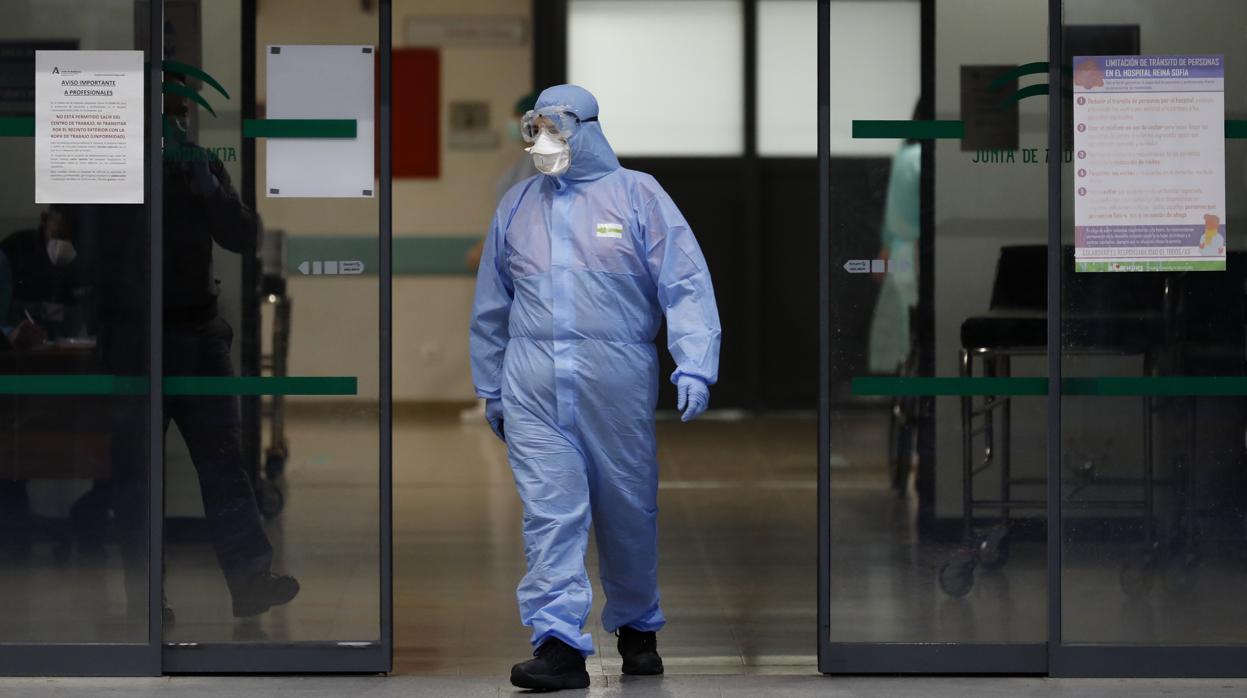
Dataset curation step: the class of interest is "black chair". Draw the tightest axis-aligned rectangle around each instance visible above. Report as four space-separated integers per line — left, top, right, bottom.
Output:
942 245 1168 597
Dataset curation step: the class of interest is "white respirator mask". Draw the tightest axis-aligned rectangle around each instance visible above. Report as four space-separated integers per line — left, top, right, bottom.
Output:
46 239 77 267
527 130 571 177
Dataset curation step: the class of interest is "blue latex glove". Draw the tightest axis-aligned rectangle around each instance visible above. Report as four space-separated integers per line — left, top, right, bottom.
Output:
485 398 505 441
676 375 709 422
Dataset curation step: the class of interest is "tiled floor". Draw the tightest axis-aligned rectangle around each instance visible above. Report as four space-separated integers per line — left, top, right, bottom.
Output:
0 407 818 672
392 411 818 676
15 398 1247 686
4 676 1247 696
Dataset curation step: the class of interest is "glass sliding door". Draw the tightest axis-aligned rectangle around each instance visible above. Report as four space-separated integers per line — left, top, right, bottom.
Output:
820 0 1050 673
0 0 159 675
157 0 390 672
1055 0 1247 677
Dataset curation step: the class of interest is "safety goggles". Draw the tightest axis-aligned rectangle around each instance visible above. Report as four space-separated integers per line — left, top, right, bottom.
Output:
520 106 598 143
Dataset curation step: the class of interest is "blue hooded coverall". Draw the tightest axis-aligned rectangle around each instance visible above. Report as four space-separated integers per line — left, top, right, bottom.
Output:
469 85 721 656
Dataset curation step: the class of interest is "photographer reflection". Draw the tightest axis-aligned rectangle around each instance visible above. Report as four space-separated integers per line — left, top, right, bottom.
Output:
105 68 298 621
0 205 92 559
0 205 85 347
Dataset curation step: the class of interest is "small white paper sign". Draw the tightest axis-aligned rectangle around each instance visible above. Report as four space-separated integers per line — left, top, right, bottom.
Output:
35 50 144 204
266 45 375 198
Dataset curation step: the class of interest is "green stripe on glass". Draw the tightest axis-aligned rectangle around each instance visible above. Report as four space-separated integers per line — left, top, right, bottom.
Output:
0 375 146 395
0 375 354 396
162 376 357 396
854 376 1247 397
1064 377 1247 396
1227 120 1247 139
852 120 965 140
0 117 35 137
242 119 357 138
852 377 1047 396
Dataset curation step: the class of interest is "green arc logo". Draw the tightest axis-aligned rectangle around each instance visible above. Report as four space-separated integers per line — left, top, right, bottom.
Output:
161 59 230 118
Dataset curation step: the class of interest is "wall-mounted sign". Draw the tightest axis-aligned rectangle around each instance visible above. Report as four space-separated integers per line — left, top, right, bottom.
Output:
448 100 497 150
1073 54 1225 272
266 45 374 198
406 17 527 47
35 50 144 204
297 260 364 275
960 65 1018 152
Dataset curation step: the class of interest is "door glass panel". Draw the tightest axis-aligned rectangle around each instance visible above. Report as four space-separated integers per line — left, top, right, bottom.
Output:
160 0 379 644
1061 0 1247 645
757 0 921 158
829 0 1049 645
567 0 744 156
0 0 151 643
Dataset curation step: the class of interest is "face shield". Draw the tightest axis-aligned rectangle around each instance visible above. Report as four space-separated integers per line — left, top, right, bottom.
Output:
520 106 598 144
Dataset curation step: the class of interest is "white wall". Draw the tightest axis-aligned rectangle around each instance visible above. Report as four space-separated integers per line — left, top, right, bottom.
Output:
255 0 531 401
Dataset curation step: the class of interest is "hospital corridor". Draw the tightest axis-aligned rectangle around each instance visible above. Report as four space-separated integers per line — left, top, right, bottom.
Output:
9 0 1247 694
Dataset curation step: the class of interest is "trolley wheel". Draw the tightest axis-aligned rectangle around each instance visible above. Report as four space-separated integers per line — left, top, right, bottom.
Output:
939 550 977 598
265 449 287 480
1163 552 1200 594
256 479 285 519
1120 552 1157 597
977 528 1010 570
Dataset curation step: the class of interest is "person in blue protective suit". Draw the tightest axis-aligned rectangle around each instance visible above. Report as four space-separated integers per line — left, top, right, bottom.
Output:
470 84 721 691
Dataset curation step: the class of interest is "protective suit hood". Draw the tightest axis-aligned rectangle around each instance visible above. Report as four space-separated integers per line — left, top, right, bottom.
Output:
534 84 620 184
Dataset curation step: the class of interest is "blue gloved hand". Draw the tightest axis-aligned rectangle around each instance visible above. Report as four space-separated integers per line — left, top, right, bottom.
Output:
676 375 709 422
485 398 505 442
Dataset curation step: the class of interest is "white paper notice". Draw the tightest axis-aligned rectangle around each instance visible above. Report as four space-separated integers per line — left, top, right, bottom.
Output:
1073 54 1226 272
266 45 374 198
35 50 144 204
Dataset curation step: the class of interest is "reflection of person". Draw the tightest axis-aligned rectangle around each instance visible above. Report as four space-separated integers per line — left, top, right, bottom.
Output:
100 69 298 621
0 205 83 349
0 205 86 559
868 103 922 374
462 91 540 422
470 85 721 691
464 91 540 272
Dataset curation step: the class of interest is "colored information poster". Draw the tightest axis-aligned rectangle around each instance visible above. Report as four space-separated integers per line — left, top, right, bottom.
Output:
1073 54 1225 272
34 50 144 204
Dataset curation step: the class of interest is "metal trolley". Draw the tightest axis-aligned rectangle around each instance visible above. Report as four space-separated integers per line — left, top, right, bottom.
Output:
938 246 1186 597
253 228 293 518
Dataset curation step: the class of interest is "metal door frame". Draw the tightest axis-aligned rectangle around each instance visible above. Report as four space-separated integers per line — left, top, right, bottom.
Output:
0 1 164 677
818 0 1247 677
159 0 393 674
0 0 392 676
1047 0 1247 679
816 0 1047 674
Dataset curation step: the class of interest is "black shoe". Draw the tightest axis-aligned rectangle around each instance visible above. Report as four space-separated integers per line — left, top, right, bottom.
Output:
510 638 591 691
617 627 663 676
231 572 300 618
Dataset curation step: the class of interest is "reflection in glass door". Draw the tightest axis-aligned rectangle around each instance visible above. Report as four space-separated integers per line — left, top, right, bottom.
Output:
157 0 391 672
1055 0 1247 677
0 0 159 675
820 0 1050 673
